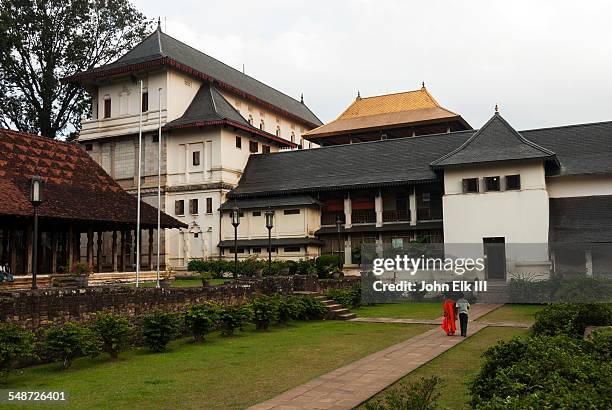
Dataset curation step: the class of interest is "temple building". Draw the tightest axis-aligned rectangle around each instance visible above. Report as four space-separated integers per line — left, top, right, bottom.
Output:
65 24 322 267
221 104 612 278
0 128 184 286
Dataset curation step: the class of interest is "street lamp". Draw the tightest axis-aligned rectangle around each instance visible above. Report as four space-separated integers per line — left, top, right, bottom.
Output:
336 216 343 264
30 176 43 290
231 207 241 279
265 208 274 276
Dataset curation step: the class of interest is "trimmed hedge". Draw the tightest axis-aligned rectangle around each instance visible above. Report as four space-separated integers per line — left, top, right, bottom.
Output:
531 303 612 338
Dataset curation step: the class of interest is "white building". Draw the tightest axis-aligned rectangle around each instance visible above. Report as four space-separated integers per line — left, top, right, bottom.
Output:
66 25 322 269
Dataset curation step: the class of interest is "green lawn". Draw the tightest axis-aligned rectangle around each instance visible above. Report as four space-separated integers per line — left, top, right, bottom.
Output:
361 326 529 409
4 322 432 410
477 304 544 324
354 302 443 319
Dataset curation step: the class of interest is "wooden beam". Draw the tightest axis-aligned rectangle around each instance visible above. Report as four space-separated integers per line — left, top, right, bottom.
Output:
9 230 17 275
25 224 33 275
67 226 74 269
119 230 126 272
96 231 103 272
87 229 94 267
112 231 118 272
51 232 58 274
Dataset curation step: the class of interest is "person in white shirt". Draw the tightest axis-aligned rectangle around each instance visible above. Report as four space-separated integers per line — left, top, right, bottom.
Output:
455 293 470 337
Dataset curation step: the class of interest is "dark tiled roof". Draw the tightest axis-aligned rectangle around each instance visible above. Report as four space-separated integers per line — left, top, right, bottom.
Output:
164 83 295 147
218 237 323 248
230 119 612 198
67 28 322 128
549 196 612 243
0 129 185 228
219 195 321 211
431 113 556 168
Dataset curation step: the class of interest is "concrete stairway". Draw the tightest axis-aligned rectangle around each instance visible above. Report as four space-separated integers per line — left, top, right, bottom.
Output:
0 275 52 290
315 295 357 320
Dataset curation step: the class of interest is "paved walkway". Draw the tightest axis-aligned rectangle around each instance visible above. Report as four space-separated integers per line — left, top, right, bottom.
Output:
249 304 501 410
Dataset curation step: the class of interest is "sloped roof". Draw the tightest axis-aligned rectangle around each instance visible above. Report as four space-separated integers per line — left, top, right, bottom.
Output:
549 196 612 243
0 128 185 228
164 83 295 147
65 27 322 128
229 119 612 198
219 195 322 211
431 113 557 168
304 87 470 139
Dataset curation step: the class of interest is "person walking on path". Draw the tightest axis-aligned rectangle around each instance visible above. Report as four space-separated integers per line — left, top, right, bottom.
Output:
441 296 457 336
456 294 470 337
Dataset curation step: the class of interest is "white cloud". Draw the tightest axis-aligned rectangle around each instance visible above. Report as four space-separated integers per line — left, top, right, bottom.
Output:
133 0 612 129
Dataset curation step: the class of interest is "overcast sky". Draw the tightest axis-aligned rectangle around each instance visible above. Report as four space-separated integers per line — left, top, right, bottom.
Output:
133 0 611 130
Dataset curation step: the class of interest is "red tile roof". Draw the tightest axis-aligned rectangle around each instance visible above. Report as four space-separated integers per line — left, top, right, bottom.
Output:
0 128 185 228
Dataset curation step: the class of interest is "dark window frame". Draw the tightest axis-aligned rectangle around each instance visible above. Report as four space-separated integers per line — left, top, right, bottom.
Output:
142 92 149 112
103 98 111 119
189 198 199 215
235 136 242 149
505 174 521 190
192 151 201 166
249 141 258 153
262 145 271 154
462 178 479 193
85 143 93 151
252 211 261 216
206 197 213 214
484 176 501 192
175 200 185 216
284 246 301 253
284 209 300 215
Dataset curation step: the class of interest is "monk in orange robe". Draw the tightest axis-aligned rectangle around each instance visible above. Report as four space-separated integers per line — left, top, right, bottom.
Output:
441 298 457 336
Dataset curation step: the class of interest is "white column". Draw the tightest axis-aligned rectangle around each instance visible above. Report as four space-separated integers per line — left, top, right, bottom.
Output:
344 194 352 228
409 186 417 226
375 192 383 228
376 233 383 256
344 234 352 266
585 250 593 276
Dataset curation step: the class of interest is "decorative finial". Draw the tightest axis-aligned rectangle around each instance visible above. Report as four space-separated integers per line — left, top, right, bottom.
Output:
357 90 361 99
157 17 162 30
495 103 499 114
300 93 304 104
421 81 425 89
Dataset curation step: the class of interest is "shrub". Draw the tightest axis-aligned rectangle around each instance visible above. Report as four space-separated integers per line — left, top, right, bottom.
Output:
140 312 181 352
275 296 299 324
184 304 218 342
469 334 611 409
325 287 361 308
90 314 133 359
188 259 230 279
315 255 343 278
0 323 35 382
554 277 612 303
250 296 278 330
44 322 101 369
532 303 612 338
218 306 251 336
365 376 443 410
292 297 327 320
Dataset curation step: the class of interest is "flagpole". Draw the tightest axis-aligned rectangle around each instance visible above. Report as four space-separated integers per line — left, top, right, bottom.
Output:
156 87 162 288
136 80 143 288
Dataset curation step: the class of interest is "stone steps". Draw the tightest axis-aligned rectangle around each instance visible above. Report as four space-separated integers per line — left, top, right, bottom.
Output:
314 295 357 320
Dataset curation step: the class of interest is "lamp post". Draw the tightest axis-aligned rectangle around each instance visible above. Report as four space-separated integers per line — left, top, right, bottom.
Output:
265 208 274 276
336 216 343 264
231 207 241 279
30 176 43 290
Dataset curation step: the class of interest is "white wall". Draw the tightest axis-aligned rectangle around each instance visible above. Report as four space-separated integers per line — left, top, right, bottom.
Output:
547 174 612 198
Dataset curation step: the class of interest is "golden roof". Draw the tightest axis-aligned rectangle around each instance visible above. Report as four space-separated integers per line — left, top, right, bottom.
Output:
304 86 467 139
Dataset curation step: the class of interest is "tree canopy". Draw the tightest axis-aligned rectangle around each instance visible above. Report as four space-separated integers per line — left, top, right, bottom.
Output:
0 0 152 139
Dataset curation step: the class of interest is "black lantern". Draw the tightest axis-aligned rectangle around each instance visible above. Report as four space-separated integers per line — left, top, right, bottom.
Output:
30 176 43 289
231 207 240 278
265 208 274 276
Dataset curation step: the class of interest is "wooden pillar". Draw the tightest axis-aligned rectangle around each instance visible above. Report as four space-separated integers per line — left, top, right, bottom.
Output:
51 232 58 274
87 229 94 267
96 231 103 272
9 230 17 275
1 228 8 264
133 230 138 271
74 229 81 264
111 231 118 272
25 224 33 275
67 226 74 269
148 228 154 270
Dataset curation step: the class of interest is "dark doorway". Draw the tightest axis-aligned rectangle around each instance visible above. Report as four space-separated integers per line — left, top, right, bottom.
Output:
483 237 506 280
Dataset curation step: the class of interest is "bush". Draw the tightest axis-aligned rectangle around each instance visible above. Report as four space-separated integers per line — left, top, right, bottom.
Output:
218 306 251 336
90 314 133 359
44 322 101 369
0 323 35 382
532 303 612 338
554 277 612 303
469 334 611 409
184 304 218 342
365 376 442 410
292 297 328 321
250 296 278 330
275 296 299 324
325 287 361 308
315 255 343 278
140 312 181 352
188 259 230 279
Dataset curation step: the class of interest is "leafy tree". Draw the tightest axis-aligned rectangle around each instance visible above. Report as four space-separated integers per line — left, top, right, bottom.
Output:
184 304 218 342
43 322 102 369
0 323 35 382
0 0 152 139
140 312 181 352
90 314 133 359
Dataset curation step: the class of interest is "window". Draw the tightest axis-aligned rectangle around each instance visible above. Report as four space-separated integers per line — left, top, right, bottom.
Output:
252 247 262 253
189 198 199 214
484 176 501 192
249 141 258 153
291 131 295 143
266 247 277 253
252 211 261 216
505 174 521 190
262 145 270 154
284 246 301 253
103 98 111 119
142 92 148 112
235 136 242 149
260 120 265 130
194 233 199 238
206 198 213 214
192 151 201 166
85 143 93 151
175 200 185 215
422 192 431 203
284 209 300 215
276 125 281 137
248 115 253 125
462 178 479 193
236 248 245 254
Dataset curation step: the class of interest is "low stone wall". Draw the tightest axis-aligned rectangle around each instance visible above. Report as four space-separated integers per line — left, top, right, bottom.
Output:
319 277 361 291
0 275 351 331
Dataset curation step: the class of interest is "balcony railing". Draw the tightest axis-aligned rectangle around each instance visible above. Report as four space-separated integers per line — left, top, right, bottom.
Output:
352 209 376 224
321 212 345 226
416 207 443 221
382 209 411 223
